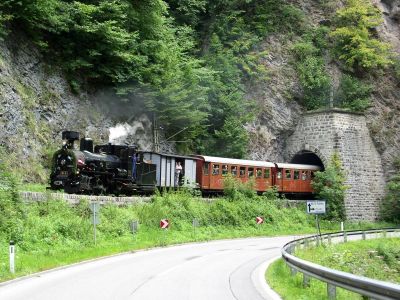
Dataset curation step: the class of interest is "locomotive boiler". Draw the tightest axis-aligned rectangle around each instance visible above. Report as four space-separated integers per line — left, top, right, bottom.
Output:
50 131 157 195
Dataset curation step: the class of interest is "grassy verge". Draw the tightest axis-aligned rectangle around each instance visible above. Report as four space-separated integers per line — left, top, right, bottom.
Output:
267 259 363 300
0 169 396 283
267 238 400 300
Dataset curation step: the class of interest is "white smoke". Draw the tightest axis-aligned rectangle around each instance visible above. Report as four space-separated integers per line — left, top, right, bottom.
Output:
108 116 154 150
109 123 133 143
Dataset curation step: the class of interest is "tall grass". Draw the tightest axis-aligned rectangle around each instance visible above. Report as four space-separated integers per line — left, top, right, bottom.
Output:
267 237 400 300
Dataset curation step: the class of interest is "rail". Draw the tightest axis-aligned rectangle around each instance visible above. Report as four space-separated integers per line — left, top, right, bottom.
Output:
281 228 400 300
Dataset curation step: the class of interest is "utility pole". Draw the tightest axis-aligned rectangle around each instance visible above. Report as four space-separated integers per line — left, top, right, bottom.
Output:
153 113 159 152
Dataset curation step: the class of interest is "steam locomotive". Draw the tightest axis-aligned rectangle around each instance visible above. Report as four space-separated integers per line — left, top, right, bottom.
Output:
50 131 159 195
50 131 321 196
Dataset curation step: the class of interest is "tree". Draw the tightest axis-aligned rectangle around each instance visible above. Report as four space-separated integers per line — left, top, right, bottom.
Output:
0 158 24 242
380 159 400 222
312 153 347 220
330 0 392 72
336 74 372 112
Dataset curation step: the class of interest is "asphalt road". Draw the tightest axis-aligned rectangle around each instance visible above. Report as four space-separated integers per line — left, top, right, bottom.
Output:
0 236 296 300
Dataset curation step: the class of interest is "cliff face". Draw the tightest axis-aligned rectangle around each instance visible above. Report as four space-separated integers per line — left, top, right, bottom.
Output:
248 0 400 179
0 32 153 181
0 0 399 183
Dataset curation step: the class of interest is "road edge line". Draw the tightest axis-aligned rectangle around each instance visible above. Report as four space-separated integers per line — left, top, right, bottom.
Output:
252 255 282 300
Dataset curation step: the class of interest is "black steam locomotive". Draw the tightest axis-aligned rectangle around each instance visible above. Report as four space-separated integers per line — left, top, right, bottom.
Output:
50 131 158 195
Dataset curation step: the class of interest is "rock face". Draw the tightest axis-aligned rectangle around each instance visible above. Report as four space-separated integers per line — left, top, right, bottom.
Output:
285 110 385 221
0 31 155 180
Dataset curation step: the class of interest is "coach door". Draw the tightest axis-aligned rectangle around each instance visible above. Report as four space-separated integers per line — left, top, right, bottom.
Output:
202 162 211 189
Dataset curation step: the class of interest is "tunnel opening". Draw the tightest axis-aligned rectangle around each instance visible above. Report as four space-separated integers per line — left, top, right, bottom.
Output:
290 150 325 171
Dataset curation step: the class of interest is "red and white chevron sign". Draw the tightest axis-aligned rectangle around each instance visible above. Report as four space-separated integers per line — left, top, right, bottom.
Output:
160 219 169 229
256 217 264 224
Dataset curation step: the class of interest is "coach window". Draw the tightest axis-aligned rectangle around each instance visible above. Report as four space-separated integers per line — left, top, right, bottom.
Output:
212 164 220 175
264 168 270 178
248 167 254 177
256 168 262 178
203 162 210 175
222 165 228 176
294 170 300 180
285 169 292 179
277 170 282 179
231 166 238 176
240 166 246 177
301 171 307 180
310 171 315 179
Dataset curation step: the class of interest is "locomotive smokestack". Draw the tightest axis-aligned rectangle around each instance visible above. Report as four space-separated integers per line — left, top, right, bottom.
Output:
62 131 80 149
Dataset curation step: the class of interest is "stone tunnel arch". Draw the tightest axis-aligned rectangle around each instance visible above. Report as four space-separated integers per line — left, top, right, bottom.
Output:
284 110 385 221
290 150 325 171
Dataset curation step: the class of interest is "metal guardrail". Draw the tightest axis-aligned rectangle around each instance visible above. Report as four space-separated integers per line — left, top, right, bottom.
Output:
282 228 400 300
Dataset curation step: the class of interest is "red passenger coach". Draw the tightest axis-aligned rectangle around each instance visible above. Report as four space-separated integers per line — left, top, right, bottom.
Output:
195 156 275 193
195 155 321 195
274 163 320 194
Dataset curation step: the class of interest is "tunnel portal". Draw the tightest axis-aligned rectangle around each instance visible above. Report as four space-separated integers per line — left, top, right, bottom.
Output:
290 150 325 171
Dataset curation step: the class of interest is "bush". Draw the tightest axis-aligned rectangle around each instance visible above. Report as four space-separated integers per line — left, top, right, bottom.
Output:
312 153 347 220
291 27 331 110
380 160 400 222
336 74 372 111
330 0 393 72
223 174 256 201
0 159 24 242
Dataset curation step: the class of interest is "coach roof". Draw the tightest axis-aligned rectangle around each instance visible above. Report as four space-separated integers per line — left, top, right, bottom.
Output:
195 155 275 168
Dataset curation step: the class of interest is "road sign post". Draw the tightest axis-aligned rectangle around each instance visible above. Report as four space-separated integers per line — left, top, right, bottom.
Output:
256 216 264 234
192 219 199 240
9 240 15 274
130 220 139 242
90 203 101 245
306 200 326 238
160 219 169 246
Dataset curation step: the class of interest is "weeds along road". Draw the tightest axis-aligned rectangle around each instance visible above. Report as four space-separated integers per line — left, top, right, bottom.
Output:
0 236 297 300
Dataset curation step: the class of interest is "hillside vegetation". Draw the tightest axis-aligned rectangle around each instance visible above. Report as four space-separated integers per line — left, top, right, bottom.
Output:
0 0 396 159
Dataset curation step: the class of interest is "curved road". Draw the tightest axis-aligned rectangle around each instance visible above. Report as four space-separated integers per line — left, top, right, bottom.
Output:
0 236 295 300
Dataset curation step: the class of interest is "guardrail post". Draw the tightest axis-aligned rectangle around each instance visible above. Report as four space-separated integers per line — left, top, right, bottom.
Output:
327 283 336 300
343 231 347 243
382 230 387 238
291 267 297 276
362 231 366 240
328 234 332 245
303 273 310 287
304 238 309 248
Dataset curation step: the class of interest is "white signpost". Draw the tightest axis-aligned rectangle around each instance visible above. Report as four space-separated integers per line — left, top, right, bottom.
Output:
306 200 326 238
9 240 15 274
90 203 101 245
306 200 326 214
193 219 199 239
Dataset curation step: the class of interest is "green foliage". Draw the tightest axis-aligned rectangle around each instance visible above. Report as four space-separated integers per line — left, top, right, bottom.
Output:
270 238 400 299
336 74 372 111
222 174 256 201
297 238 400 283
330 0 393 72
0 0 308 158
312 153 347 220
380 160 400 223
291 27 331 110
0 159 24 242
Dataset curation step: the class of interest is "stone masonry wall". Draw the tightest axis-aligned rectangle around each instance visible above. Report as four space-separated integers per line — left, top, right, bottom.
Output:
285 110 385 221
